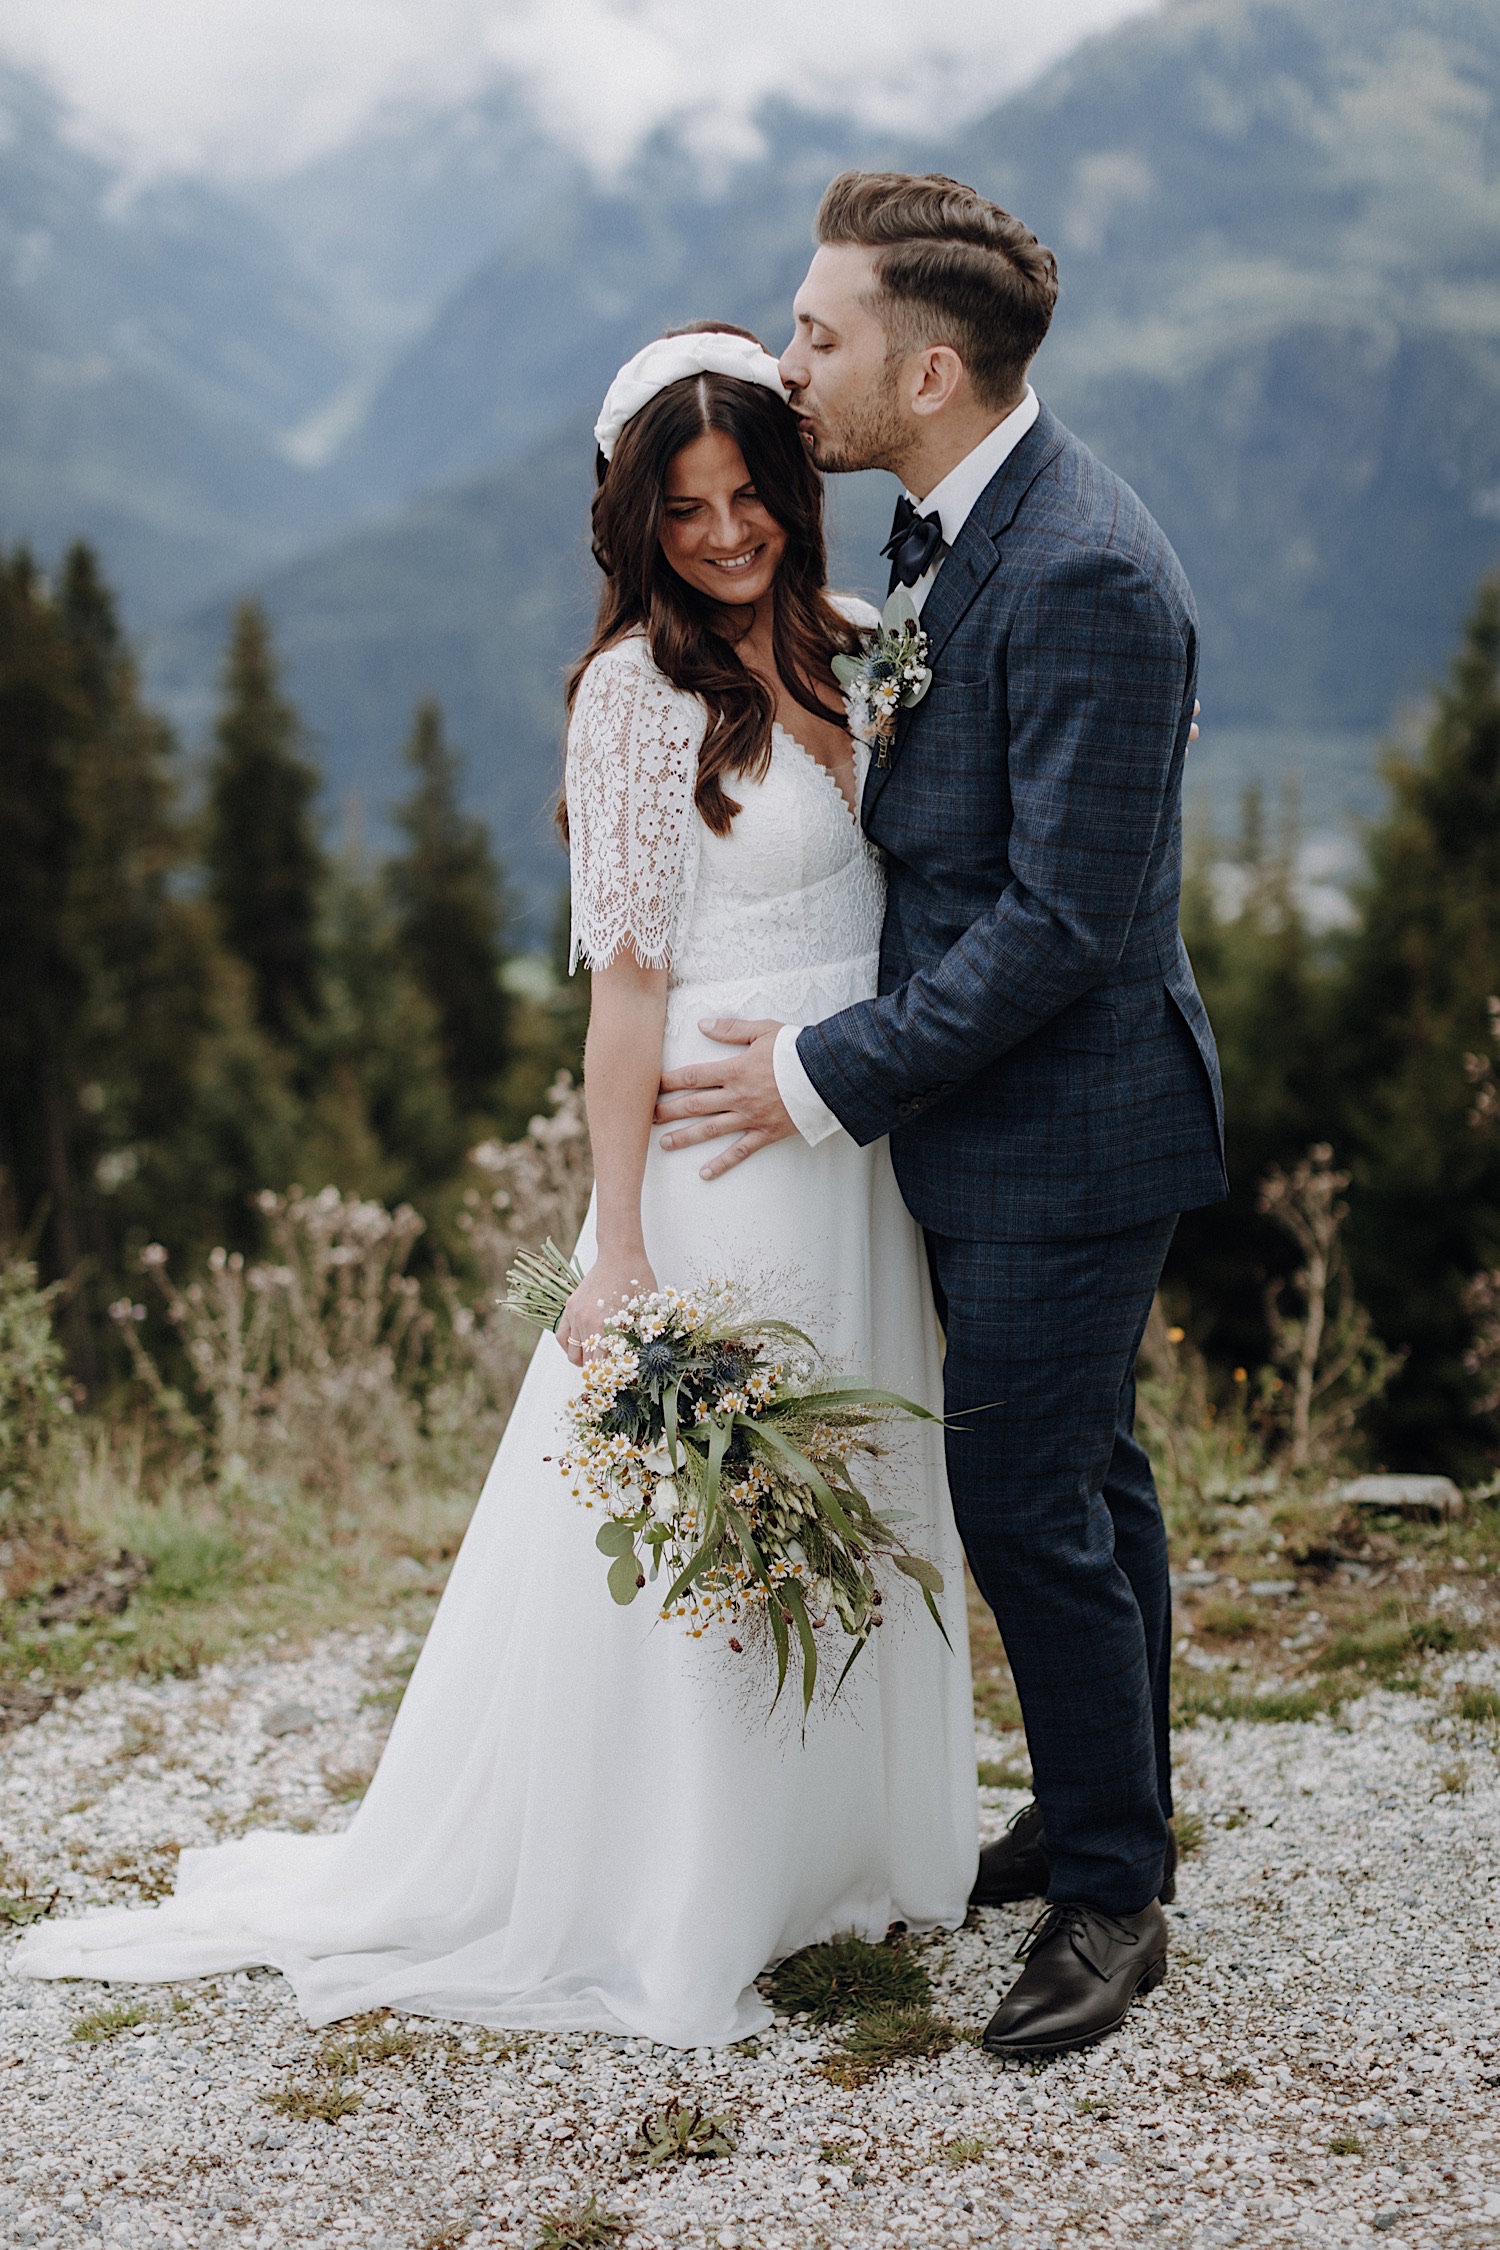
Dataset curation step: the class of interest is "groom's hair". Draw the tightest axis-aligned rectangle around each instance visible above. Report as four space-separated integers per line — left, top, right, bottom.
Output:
815 172 1058 409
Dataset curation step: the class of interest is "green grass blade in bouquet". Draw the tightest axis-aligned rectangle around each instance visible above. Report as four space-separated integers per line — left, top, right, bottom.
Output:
505 1240 584 1332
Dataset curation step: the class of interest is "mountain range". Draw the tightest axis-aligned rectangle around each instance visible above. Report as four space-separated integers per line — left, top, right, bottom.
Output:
4 0 1500 920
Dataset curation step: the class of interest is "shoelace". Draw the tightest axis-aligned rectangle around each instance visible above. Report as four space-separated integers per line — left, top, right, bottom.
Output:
1014 1901 1142 1964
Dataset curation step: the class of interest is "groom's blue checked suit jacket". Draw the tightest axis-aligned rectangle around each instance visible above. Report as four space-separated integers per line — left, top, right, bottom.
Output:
797 401 1227 1242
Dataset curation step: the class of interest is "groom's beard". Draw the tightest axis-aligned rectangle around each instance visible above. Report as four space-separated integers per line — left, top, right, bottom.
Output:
794 363 909 479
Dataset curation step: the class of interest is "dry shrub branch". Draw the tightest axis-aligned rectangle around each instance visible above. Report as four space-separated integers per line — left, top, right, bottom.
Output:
110 1076 591 1506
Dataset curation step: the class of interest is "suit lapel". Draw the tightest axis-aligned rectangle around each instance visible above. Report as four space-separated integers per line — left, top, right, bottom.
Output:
862 405 1067 819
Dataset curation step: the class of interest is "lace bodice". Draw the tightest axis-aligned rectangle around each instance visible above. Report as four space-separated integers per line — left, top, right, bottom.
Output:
566 611 885 1028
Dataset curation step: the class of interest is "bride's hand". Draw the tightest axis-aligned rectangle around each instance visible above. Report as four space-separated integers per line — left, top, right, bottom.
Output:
556 1252 657 1366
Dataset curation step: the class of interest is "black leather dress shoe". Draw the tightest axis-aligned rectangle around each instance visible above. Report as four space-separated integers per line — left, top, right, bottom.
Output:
970 1799 1049 1905
982 1899 1168 2058
970 1803 1178 1907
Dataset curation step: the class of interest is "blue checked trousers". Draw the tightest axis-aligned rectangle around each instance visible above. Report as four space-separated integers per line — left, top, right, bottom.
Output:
925 1214 1178 1914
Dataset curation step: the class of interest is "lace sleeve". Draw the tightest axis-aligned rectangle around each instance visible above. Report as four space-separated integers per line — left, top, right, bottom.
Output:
831 591 880 631
565 639 704 974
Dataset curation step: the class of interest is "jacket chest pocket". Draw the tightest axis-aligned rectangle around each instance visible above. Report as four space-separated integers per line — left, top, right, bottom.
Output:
919 674 992 719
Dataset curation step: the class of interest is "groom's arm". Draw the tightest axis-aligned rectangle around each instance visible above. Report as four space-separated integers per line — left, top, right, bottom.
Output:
797 546 1196 1147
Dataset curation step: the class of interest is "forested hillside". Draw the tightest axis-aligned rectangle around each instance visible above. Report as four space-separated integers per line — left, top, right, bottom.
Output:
123 0 1500 909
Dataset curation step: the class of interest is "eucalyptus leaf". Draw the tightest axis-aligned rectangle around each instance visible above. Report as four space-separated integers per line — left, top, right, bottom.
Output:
919 1581 955 1652
894 1554 945 1596
607 1550 642 1606
881 586 920 633
596 1519 636 1557
830 653 863 686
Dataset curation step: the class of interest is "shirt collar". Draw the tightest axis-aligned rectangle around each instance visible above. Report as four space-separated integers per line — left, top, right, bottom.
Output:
907 385 1040 545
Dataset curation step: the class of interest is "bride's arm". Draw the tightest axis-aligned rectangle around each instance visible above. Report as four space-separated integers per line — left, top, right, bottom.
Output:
557 953 666 1363
557 637 701 1357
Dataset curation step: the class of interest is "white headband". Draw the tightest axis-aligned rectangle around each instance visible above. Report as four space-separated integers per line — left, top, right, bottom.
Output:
594 331 790 460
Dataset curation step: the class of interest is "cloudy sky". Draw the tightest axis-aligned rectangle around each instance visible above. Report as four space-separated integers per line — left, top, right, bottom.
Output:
0 0 1158 178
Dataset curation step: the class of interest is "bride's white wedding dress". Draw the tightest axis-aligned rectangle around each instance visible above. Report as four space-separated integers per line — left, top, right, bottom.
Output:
17 613 978 2047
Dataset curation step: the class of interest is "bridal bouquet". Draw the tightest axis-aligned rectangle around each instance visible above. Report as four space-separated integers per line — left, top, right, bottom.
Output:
507 1243 950 1716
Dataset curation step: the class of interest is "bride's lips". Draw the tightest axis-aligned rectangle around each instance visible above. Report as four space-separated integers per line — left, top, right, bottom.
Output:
705 545 766 575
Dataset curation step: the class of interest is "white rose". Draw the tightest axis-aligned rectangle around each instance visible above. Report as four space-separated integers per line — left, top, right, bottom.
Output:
651 1478 679 1519
642 1443 675 1475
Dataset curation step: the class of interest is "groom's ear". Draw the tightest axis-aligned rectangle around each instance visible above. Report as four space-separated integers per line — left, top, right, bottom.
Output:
907 343 970 419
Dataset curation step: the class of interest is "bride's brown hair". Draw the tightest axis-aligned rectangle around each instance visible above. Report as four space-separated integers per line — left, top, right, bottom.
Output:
561 322 860 840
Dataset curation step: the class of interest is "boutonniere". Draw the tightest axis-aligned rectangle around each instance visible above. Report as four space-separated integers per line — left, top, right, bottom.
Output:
831 589 932 767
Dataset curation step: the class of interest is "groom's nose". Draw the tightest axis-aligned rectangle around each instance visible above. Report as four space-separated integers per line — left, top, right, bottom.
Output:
779 336 808 394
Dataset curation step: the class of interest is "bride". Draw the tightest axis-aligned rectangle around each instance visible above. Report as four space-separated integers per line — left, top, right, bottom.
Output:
17 325 977 2048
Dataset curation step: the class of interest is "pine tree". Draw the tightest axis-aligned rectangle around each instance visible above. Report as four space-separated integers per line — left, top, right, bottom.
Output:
57 553 298 1274
1333 571 1500 1466
300 852 463 1202
205 602 325 1045
0 548 88 1312
0 547 299 1373
387 699 511 1120
1168 788 1336 1371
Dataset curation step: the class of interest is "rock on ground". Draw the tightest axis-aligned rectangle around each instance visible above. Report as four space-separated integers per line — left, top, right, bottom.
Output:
2 1632 1499 2250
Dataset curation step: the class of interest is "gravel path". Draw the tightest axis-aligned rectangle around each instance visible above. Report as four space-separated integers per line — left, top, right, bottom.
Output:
2 1631 1499 2250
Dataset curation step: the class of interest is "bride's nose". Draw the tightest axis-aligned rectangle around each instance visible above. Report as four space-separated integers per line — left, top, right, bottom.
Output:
703 501 752 550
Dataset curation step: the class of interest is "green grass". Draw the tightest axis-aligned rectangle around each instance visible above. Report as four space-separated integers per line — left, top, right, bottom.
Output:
1329 2133 1365 2157
818 2005 958 2087
1197 1598 1258 1639
1174 1810 1206 1855
1316 1614 1472 1681
418 2219 476 2250
0 1875 61 1927
132 1514 242 1602
0 1474 473 1701
71 2001 147 2042
626 2098 737 2167
970 1674 1025 1731
765 1932 931 2024
530 2193 627 2250
1174 1677 1346 1724
265 2077 362 2124
1451 1682 1500 1722
316 2020 420 2074
976 1758 1031 1789
945 2136 990 2165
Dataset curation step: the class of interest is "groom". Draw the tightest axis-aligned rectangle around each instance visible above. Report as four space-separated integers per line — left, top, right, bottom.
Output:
656 171 1226 2055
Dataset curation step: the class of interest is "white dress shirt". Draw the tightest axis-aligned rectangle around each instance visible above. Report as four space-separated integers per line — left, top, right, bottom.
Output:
771 387 1040 1145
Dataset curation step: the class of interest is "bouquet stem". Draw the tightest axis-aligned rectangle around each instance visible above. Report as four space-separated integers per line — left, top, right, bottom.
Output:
506 1240 584 1332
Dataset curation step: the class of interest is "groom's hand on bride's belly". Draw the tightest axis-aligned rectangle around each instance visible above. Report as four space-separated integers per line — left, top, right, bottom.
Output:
655 1019 796 1178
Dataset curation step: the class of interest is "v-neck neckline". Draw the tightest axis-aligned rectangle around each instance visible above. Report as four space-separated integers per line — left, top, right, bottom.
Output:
771 722 861 830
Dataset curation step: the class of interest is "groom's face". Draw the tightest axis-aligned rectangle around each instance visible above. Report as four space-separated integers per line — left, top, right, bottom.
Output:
781 245 907 476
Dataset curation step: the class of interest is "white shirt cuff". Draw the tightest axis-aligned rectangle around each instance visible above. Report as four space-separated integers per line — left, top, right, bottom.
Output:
773 1025 845 1147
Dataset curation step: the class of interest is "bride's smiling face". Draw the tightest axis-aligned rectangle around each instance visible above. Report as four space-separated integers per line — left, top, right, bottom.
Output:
659 430 788 608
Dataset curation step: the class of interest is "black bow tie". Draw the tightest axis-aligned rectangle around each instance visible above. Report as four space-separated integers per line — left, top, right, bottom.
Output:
882 495 944 590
